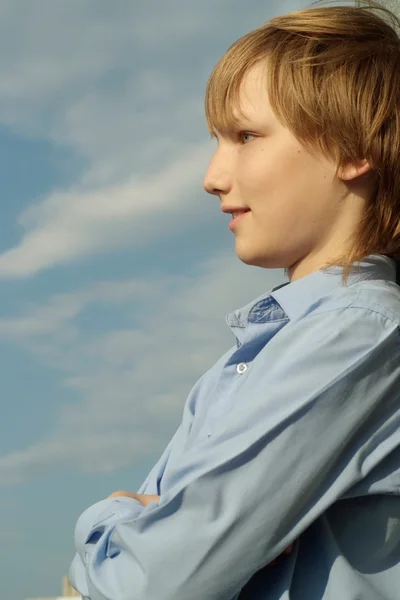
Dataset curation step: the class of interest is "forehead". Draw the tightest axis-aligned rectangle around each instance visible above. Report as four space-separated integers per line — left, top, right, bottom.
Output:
206 55 280 137
213 65 273 136
235 64 272 118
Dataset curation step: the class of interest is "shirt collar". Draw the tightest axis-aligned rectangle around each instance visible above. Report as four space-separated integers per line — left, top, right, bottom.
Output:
226 254 397 329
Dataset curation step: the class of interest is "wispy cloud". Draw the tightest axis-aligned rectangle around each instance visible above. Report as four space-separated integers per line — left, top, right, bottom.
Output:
0 141 211 278
0 0 221 279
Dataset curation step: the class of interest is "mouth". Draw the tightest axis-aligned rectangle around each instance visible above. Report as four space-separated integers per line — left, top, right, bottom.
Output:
229 209 251 231
231 209 251 219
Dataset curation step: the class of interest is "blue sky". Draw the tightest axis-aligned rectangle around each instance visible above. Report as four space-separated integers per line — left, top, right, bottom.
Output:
0 0 330 597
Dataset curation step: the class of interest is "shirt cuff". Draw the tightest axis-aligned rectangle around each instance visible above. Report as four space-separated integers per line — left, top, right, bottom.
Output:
69 552 89 598
74 496 143 563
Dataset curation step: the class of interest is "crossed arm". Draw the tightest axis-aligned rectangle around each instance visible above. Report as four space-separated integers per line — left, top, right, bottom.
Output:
70 308 398 599
107 490 291 561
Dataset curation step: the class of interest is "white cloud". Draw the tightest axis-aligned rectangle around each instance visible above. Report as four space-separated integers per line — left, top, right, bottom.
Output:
0 141 212 278
0 253 285 485
0 0 219 279
0 279 155 338
0 0 228 144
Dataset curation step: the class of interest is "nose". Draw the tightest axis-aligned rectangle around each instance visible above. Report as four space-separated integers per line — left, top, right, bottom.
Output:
203 155 232 197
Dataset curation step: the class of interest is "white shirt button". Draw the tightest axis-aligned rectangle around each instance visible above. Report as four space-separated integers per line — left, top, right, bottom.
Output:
237 362 248 374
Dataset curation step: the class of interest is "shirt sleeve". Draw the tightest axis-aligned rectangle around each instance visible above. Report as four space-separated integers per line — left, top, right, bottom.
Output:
73 306 400 600
69 497 144 596
138 361 227 495
69 424 187 595
69 361 219 596
69 420 188 593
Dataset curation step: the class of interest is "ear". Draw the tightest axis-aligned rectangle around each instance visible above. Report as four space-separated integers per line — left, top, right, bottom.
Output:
337 158 372 182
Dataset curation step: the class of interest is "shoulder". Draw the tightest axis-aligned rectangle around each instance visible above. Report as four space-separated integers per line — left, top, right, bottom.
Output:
303 280 400 330
270 281 400 362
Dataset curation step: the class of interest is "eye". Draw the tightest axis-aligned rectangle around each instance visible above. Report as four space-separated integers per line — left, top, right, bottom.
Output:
240 132 256 144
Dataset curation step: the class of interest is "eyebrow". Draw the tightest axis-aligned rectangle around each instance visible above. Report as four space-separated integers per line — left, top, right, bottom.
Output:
213 117 257 134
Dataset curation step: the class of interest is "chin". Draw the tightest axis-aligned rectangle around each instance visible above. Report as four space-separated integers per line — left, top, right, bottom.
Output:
236 251 267 268
236 248 287 270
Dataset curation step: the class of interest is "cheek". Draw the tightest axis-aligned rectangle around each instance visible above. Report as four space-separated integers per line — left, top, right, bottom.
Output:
236 152 276 193
235 143 332 207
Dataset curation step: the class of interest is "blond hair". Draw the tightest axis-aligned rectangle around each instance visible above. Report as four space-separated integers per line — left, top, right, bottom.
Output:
205 0 400 285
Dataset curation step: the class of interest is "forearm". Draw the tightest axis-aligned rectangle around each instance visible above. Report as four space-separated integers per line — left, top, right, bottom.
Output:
108 491 160 506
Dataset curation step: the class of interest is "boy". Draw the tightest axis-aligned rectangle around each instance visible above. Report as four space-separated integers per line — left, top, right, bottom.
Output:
70 1 400 598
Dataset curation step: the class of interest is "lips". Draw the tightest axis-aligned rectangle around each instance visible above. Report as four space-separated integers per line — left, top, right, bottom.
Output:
228 209 251 231
221 205 250 216
232 209 250 219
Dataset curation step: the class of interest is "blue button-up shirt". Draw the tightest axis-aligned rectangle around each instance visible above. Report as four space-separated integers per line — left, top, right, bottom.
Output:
70 254 400 600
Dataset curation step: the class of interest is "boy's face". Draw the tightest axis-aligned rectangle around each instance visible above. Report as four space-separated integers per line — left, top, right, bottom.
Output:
203 62 367 282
